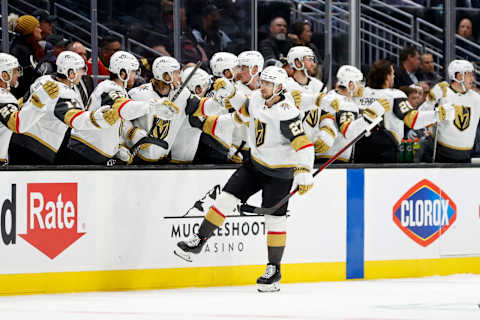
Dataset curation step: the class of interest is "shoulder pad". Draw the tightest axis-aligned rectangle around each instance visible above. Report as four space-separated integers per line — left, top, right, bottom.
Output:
284 77 300 91
438 81 449 98
273 94 300 120
95 80 125 96
308 77 324 91
388 88 407 99
172 87 191 102
128 83 157 101
0 88 17 104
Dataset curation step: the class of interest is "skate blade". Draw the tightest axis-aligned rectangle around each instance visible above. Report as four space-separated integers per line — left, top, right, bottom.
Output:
173 249 192 262
257 281 280 292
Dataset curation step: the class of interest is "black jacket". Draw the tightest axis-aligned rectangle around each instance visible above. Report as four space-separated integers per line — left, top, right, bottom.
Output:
10 35 38 98
259 36 293 62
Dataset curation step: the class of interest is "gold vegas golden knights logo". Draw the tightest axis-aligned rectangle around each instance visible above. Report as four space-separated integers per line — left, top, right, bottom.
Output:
254 119 266 147
153 117 171 140
305 109 319 127
453 105 471 131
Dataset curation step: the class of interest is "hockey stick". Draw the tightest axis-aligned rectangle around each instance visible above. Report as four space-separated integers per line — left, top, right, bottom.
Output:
432 123 439 163
130 61 202 158
239 116 383 215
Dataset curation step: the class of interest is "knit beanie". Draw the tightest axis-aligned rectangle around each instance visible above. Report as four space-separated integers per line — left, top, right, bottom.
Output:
15 15 39 36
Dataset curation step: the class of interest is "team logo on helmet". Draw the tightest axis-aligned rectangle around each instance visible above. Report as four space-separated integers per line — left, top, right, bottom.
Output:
393 179 457 247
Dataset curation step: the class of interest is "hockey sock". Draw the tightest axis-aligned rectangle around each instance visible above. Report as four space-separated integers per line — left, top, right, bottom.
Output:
198 192 239 239
267 231 286 265
198 206 225 238
265 215 287 265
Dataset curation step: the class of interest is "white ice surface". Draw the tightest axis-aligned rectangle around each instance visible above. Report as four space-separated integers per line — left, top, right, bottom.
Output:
1 274 479 320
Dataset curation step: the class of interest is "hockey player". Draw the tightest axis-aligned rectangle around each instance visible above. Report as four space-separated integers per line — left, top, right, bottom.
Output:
283 46 335 158
316 65 389 163
229 50 264 157
354 59 454 163
0 53 57 164
170 65 216 163
174 66 315 293
8 51 123 165
67 51 178 164
419 60 480 163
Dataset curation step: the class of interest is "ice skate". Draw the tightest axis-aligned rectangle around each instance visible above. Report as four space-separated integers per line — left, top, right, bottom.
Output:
174 234 206 262
256 263 281 292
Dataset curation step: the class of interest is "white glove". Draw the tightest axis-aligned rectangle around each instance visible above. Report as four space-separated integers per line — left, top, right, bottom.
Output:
213 78 235 103
149 98 179 120
363 99 388 123
91 105 120 128
436 104 455 122
28 80 59 109
227 146 243 163
115 145 133 164
293 167 314 195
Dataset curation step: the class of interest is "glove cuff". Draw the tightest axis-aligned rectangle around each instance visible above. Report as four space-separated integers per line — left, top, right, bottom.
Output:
294 166 311 176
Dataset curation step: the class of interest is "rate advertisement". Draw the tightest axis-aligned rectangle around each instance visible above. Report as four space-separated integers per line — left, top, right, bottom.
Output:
0 169 347 274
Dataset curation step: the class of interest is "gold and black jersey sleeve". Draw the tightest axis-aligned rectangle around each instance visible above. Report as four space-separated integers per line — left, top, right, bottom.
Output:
280 116 313 151
53 98 86 128
0 102 20 133
393 97 419 128
100 90 129 106
185 95 202 116
335 110 358 137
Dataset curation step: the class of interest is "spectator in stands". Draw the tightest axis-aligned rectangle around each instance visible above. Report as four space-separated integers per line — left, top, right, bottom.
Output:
404 84 424 109
10 15 44 98
160 3 208 65
417 53 441 87
68 41 88 61
458 17 474 41
36 34 69 76
289 20 323 79
394 46 421 89
289 20 320 62
86 36 121 77
67 41 94 106
259 17 293 62
192 4 232 59
32 10 56 41
456 17 478 59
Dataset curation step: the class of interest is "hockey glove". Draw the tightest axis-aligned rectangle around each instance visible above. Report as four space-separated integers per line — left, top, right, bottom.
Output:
29 80 60 109
115 145 133 164
313 138 330 154
149 98 179 120
91 106 120 128
293 167 314 195
213 78 235 103
227 146 243 163
363 98 389 123
436 104 455 122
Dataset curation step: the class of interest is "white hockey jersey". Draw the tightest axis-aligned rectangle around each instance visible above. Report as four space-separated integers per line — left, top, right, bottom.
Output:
420 81 480 160
0 89 20 162
11 75 106 163
356 87 437 144
247 91 314 178
127 83 190 162
69 80 152 163
316 90 362 162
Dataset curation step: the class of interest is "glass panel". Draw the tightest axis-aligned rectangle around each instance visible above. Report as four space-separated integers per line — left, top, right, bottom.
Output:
331 1 349 77
181 0 252 67
286 1 330 84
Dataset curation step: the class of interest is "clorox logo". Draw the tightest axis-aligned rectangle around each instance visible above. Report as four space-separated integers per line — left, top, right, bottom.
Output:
393 179 456 247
